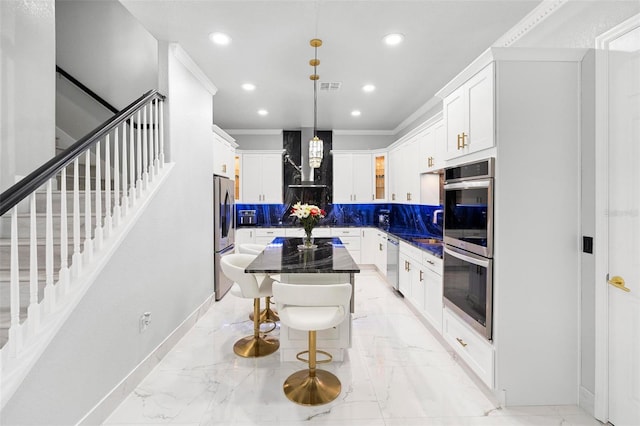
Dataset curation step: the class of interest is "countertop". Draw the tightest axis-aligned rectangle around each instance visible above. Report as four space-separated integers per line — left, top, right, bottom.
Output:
245 237 361 274
237 224 443 258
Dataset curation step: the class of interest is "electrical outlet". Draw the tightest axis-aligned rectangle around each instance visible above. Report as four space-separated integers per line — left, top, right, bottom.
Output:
139 312 151 333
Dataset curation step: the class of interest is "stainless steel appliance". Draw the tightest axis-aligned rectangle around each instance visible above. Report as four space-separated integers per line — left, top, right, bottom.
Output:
443 158 494 340
443 158 494 258
214 175 235 300
238 209 256 225
387 235 399 290
443 245 493 340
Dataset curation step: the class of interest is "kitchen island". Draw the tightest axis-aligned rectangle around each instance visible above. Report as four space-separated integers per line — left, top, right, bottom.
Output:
245 237 360 361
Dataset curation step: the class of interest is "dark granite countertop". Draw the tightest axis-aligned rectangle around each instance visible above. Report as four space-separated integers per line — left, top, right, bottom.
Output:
245 237 360 274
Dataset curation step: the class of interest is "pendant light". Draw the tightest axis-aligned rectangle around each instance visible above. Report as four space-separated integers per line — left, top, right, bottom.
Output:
308 38 323 169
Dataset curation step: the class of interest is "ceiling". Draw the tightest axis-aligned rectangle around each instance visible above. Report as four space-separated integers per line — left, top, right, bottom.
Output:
120 0 542 133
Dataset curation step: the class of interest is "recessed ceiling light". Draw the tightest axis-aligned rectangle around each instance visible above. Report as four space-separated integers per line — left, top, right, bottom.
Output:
351 110 361 117
383 33 404 46
362 84 376 93
241 83 256 91
257 109 268 116
209 32 231 45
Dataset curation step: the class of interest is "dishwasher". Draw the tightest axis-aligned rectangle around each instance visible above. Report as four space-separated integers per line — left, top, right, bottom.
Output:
387 235 400 291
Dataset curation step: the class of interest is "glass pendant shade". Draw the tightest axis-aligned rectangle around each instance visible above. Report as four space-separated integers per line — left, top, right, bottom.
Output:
309 136 323 168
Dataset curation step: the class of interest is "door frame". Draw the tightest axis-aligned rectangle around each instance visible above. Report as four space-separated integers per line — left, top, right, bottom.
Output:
593 13 640 423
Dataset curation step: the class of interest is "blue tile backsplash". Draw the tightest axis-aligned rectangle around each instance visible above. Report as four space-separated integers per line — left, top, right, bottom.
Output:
236 203 443 240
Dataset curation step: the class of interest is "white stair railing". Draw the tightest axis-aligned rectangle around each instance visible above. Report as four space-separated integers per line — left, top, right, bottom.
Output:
0 91 166 378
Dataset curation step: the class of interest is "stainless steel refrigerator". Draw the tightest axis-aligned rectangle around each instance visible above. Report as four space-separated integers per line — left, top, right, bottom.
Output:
214 175 235 300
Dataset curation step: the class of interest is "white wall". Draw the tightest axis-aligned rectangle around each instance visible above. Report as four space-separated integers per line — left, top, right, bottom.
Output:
0 0 56 192
232 132 283 150
55 0 158 109
0 42 217 426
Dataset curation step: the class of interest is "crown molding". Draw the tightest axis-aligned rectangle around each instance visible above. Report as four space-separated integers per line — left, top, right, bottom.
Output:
332 129 395 136
170 43 218 96
392 96 443 135
225 129 283 136
211 125 238 147
492 0 569 47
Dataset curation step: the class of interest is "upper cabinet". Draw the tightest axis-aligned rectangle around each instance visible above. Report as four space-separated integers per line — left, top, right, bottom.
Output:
238 150 283 203
373 152 387 202
389 136 420 204
442 63 494 159
418 117 446 174
332 151 374 203
212 125 238 179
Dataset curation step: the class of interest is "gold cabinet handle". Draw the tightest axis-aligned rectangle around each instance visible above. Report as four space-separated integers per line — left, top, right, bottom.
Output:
457 132 468 150
456 337 468 347
419 270 424 282
608 276 631 292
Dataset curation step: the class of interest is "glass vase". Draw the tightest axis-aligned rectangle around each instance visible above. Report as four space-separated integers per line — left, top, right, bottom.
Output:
303 231 314 248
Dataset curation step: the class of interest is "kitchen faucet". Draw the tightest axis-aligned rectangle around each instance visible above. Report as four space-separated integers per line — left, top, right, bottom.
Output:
433 209 444 224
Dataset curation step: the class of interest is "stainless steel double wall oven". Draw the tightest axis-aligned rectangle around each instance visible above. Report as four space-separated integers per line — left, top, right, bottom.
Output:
443 158 494 340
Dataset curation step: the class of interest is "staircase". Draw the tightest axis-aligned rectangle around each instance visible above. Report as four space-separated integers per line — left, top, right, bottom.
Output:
0 90 167 409
0 178 107 347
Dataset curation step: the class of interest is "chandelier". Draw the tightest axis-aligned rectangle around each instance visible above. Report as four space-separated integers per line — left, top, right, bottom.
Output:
308 38 323 169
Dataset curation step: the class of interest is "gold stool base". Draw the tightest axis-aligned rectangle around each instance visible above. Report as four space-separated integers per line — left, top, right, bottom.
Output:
249 306 280 323
283 369 341 406
233 335 279 358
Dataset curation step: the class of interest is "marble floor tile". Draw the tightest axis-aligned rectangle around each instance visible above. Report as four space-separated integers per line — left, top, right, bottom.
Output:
103 270 598 426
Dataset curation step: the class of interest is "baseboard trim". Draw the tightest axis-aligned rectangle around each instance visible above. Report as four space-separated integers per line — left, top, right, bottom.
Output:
76 293 215 426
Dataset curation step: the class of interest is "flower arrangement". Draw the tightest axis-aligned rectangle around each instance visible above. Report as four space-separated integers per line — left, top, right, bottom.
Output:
290 202 326 246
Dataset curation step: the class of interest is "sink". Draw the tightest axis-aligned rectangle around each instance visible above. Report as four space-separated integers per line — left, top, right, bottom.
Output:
411 238 442 245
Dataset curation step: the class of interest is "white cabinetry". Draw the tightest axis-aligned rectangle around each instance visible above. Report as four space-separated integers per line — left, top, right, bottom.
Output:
441 62 494 160
285 227 331 238
212 125 238 179
239 150 283 203
254 228 286 245
435 48 583 405
418 116 446 173
235 228 256 252
389 137 419 203
331 228 361 264
399 242 423 307
422 251 443 333
443 308 494 388
360 228 377 265
332 152 373 203
375 230 387 276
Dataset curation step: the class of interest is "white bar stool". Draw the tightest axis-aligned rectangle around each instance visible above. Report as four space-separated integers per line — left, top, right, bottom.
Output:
273 282 352 406
238 243 280 322
220 253 279 358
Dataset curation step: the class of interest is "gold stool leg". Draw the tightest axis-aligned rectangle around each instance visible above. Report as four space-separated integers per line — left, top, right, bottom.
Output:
234 298 279 358
283 330 341 405
249 296 280 322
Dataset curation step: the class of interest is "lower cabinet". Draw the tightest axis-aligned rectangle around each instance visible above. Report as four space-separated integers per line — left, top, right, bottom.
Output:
375 230 387 276
254 228 286 245
442 307 494 388
422 252 443 333
331 228 361 264
285 227 331 238
235 228 256 252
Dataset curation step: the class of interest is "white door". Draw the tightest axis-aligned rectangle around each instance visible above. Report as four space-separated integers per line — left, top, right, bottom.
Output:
603 18 640 426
